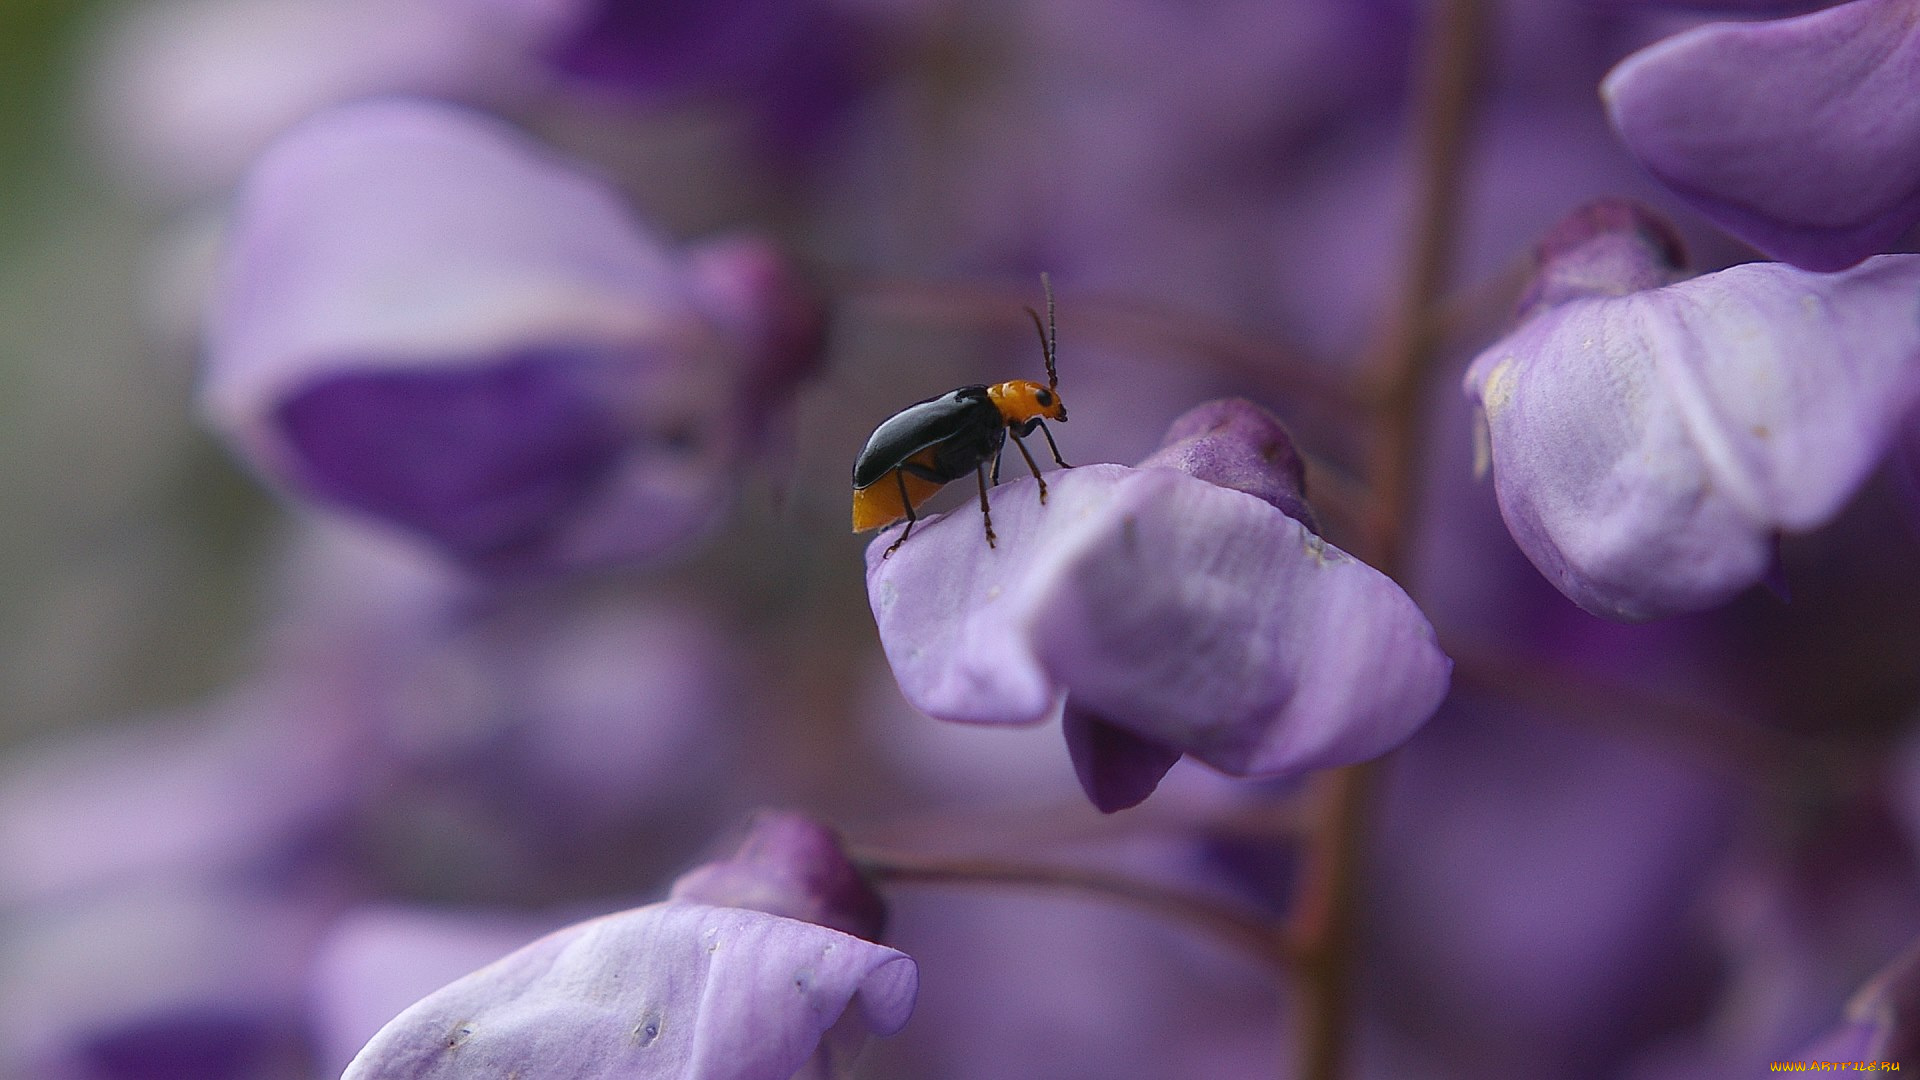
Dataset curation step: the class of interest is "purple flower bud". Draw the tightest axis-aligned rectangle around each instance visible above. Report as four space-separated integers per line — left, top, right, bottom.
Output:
866 402 1451 812
341 900 916 1079
204 98 823 577
1465 204 1920 621
669 811 889 943
1517 198 1689 318
1604 0 1920 270
1135 397 1317 533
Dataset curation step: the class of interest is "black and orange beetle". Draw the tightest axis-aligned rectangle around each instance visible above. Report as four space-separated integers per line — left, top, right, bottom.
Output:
853 275 1071 556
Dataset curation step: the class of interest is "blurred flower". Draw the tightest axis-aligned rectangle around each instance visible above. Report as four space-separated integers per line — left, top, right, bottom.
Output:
88 0 875 200
543 0 874 155
1604 0 1920 271
0 878 341 1080
871 880 1282 1080
1369 697 1735 1077
0 686 357 908
1796 933 1920 1066
1624 778 1920 1078
246 522 748 901
1464 201 1920 621
87 0 576 199
867 400 1450 812
342 812 916 1079
203 97 823 577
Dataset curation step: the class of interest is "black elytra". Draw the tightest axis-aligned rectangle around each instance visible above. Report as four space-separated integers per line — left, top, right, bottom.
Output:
851 275 1071 556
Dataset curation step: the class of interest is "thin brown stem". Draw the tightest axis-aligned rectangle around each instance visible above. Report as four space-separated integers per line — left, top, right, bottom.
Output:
1294 4 1491 1080
833 275 1364 413
858 851 1301 971
1363 0 1492 582
1442 636 1807 787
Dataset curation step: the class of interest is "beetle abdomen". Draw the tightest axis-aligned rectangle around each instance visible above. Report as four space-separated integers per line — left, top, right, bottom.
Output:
852 448 947 531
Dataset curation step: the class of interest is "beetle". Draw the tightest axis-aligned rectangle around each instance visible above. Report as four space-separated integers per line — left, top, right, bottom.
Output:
853 275 1071 557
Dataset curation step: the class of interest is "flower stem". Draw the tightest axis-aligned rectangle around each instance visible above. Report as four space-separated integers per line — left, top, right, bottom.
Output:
857 851 1301 971
834 274 1362 412
1364 0 1492 581
1295 3 1490 1080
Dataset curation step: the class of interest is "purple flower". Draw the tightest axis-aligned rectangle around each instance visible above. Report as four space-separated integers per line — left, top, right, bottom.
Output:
1603 0 1920 271
0 879 339 1080
204 97 822 577
541 0 872 152
252 522 749 900
1464 202 1920 621
86 0 576 198
342 813 915 1079
1369 698 1736 1073
865 400 1451 812
0 689 356 907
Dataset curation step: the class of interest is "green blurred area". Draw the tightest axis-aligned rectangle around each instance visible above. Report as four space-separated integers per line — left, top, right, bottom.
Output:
0 0 99 248
0 0 271 746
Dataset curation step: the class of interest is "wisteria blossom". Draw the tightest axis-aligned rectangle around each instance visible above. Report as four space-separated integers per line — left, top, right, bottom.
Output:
1465 200 1920 621
867 400 1451 811
203 98 822 576
9 1 1920 1079
342 813 916 1080
1604 0 1920 271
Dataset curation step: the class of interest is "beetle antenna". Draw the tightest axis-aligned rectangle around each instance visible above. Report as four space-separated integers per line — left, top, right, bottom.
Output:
1026 272 1058 390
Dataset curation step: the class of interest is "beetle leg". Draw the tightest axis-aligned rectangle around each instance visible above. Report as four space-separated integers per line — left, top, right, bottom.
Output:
976 465 997 548
883 469 918 557
1037 420 1071 468
1009 431 1048 504
990 443 1004 487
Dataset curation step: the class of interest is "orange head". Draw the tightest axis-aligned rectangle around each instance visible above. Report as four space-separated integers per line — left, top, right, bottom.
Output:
992 272 1066 430
986 380 1067 426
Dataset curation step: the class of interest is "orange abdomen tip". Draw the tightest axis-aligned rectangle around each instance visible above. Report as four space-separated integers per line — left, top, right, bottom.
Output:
852 463 946 532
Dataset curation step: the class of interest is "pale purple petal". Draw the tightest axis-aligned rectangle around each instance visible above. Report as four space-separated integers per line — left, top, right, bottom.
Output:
867 462 1450 808
342 902 916 1080
1466 252 1920 620
1604 0 1920 270
204 98 820 575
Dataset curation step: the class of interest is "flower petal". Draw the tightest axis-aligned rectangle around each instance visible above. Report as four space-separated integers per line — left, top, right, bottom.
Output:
204 98 819 574
1604 0 1920 270
868 464 1450 791
1466 253 1920 620
1061 703 1185 814
342 903 916 1080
